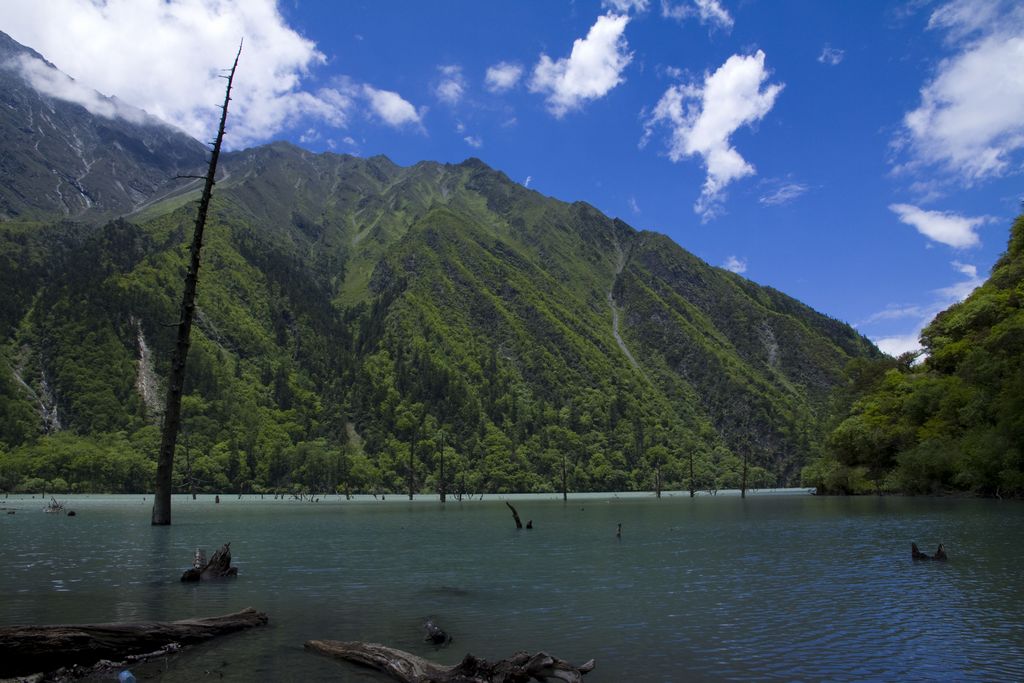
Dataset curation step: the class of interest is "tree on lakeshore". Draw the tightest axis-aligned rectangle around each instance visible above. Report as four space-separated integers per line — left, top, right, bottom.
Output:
152 43 242 526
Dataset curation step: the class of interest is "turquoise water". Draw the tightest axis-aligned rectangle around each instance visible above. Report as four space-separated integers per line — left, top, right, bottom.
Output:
1 492 1022 681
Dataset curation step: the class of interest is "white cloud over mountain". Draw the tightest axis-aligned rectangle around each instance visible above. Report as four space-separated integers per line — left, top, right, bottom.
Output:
722 255 747 273
530 13 633 118
3 0 426 146
868 259 984 357
644 50 782 220
363 85 423 128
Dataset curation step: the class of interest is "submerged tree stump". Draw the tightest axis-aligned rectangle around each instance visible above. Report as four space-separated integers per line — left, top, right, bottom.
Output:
181 542 238 581
0 608 268 678
305 640 595 683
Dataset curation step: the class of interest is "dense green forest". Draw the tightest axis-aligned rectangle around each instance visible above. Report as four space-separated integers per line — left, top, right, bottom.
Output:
0 143 879 496
802 213 1024 497
0 29 918 497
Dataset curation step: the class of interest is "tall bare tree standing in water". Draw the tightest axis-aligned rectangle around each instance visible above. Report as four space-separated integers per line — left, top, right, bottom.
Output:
152 43 242 526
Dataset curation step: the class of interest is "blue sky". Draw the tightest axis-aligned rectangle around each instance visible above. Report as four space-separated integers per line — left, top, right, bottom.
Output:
3 0 1024 355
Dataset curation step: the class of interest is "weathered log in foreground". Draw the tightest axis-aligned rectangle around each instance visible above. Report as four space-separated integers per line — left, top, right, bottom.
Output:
181 542 238 581
305 640 595 683
0 608 268 678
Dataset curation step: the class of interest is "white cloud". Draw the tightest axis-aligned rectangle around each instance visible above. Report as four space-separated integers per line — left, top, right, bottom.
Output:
435 64 465 105
867 259 984 357
485 62 524 93
873 333 924 357
901 0 1024 180
759 181 809 206
889 203 988 248
722 255 747 273
529 13 633 117
524 175 533 187
2 0 351 148
663 65 685 80
603 0 650 12
464 135 483 148
629 196 641 213
951 260 977 278
859 304 928 326
644 50 783 221
12 54 150 125
661 0 734 31
362 85 423 128
818 45 845 65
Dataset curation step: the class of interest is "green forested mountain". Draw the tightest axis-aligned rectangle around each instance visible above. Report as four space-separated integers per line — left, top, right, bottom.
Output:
0 33 881 495
804 213 1024 497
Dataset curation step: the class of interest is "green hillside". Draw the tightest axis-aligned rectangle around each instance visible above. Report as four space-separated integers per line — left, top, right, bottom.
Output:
0 139 880 495
804 213 1024 496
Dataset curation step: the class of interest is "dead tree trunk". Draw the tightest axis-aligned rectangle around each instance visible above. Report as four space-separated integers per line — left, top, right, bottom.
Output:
152 42 242 526
305 640 595 683
505 501 523 529
0 608 267 678
688 451 695 498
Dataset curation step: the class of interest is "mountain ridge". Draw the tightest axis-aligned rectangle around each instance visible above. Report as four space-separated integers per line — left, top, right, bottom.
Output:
0 36 881 494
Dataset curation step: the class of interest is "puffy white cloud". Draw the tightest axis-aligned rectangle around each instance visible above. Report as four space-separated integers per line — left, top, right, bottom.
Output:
362 85 423 128
889 203 988 248
603 0 650 12
464 135 482 148
759 181 808 206
628 196 641 213
2 0 350 148
435 64 465 105
485 62 524 93
722 255 747 273
661 0 734 31
818 45 845 65
529 13 633 117
901 0 1024 180
524 175 533 187
644 50 783 220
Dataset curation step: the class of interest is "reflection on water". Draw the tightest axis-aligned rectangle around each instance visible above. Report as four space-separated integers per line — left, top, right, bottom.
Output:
1 493 1023 681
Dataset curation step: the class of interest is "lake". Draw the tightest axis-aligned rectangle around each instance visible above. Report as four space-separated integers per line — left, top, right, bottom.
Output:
2 491 1022 681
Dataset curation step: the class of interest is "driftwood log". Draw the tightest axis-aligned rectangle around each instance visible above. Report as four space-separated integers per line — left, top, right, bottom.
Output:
305 640 595 683
0 607 268 678
181 542 238 581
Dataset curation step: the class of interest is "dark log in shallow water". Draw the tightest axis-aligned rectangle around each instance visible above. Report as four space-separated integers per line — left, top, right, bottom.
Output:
181 542 238 581
424 618 452 647
305 640 595 683
912 542 948 561
0 608 268 678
